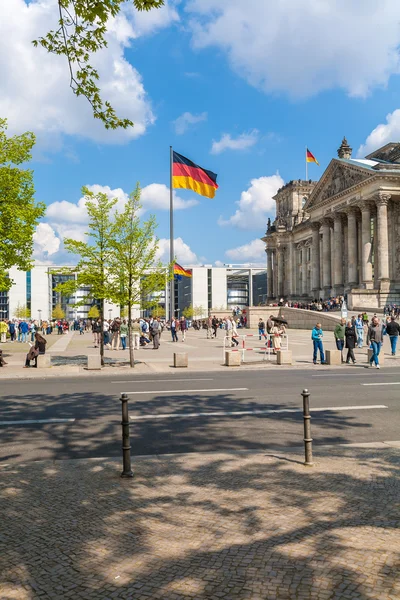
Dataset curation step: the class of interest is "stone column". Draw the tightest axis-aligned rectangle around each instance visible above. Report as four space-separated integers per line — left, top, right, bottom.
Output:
333 213 344 294
286 241 294 298
321 219 332 294
273 250 278 299
302 244 308 296
360 201 374 289
346 208 358 288
267 249 273 299
311 222 321 297
278 247 285 298
376 193 391 291
275 249 281 298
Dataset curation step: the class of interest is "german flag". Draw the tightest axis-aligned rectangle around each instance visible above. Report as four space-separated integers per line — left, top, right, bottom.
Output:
172 151 218 199
174 263 192 278
306 148 319 165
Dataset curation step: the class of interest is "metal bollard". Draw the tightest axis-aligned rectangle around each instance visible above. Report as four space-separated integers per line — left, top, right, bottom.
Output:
301 389 314 467
120 393 134 478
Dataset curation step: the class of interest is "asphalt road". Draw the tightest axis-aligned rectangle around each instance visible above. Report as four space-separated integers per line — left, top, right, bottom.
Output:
0 367 399 463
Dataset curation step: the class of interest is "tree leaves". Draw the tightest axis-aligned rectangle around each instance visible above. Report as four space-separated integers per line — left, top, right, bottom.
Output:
0 120 45 292
33 0 164 129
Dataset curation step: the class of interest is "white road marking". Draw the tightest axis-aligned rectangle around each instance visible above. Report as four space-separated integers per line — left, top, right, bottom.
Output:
312 372 397 378
361 382 400 386
130 404 388 421
112 378 214 384
125 388 248 395
0 418 76 426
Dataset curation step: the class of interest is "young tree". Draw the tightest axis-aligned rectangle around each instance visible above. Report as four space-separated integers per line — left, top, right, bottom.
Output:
87 305 100 319
34 1 164 130
151 305 166 318
14 302 31 319
55 187 117 365
52 304 66 320
108 185 168 367
182 305 194 319
193 305 205 319
0 119 46 292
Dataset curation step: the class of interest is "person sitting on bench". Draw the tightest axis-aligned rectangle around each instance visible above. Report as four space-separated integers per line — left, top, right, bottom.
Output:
24 333 47 368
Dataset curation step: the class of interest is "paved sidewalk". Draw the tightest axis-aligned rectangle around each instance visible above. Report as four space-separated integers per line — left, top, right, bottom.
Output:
1 328 399 378
1 446 399 599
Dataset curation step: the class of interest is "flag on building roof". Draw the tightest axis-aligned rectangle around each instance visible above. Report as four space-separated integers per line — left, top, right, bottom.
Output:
306 148 319 165
172 151 218 199
174 263 192 278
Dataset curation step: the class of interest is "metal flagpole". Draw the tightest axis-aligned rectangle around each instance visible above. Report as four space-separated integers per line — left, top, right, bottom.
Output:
305 146 308 181
169 146 175 321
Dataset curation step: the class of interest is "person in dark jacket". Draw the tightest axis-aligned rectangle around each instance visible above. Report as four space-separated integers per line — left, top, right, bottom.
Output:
385 316 400 356
345 321 357 364
24 332 47 368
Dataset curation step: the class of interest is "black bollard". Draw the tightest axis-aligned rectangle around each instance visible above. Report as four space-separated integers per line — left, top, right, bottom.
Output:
301 389 314 467
120 393 134 478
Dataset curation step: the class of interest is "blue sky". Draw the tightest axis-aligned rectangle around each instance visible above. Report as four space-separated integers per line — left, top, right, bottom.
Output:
3 0 400 266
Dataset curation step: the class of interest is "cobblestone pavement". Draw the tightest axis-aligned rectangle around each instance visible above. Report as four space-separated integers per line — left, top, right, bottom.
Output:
1 447 399 599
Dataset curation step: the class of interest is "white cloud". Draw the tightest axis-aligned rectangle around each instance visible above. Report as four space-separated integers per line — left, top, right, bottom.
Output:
186 0 400 98
0 0 177 146
214 260 224 267
211 130 258 154
225 239 266 262
155 238 201 265
33 223 61 261
141 184 199 210
358 109 400 157
46 183 196 225
173 111 208 135
219 174 284 230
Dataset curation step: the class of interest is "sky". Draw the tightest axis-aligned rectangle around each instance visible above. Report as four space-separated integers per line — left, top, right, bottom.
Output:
2 0 400 267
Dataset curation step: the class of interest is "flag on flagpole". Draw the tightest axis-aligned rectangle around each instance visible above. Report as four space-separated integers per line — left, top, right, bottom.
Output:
174 263 192 278
306 148 319 165
172 151 218 199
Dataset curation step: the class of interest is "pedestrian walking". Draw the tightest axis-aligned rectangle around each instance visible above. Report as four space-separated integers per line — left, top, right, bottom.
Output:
385 316 400 356
151 317 161 349
132 319 141 350
180 316 187 341
355 314 364 348
171 318 179 342
110 318 121 350
366 316 385 369
334 318 346 362
0 320 7 343
345 320 356 364
119 319 128 350
258 318 266 341
311 323 326 365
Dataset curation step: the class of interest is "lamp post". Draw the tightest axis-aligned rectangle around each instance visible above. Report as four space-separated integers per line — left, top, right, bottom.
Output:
108 309 112 320
38 309 42 325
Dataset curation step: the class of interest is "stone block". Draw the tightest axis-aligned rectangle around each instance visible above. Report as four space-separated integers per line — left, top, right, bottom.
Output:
326 349 342 366
87 354 102 370
368 348 384 365
37 354 51 368
225 351 241 367
174 352 188 368
276 350 292 365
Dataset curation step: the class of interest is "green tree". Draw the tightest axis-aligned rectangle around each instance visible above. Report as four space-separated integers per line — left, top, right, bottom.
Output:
34 0 164 130
14 302 31 319
52 304 66 320
108 184 168 367
151 305 166 318
193 305 205 319
87 305 100 319
55 187 117 365
182 305 194 319
0 120 46 291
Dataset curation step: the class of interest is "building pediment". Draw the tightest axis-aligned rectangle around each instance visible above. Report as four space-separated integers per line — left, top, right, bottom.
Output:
304 160 374 211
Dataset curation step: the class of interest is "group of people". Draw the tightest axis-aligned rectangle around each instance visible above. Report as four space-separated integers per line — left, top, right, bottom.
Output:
274 297 344 312
312 314 400 367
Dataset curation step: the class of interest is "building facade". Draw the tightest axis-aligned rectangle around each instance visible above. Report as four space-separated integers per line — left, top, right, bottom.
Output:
3 265 267 321
263 138 400 309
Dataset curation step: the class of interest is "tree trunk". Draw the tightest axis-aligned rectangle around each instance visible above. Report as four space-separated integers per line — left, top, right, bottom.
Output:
100 299 104 367
128 300 135 368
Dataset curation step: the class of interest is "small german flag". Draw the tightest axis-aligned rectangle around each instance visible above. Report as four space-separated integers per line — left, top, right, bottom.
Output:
172 151 218 199
306 148 319 165
174 263 192 278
